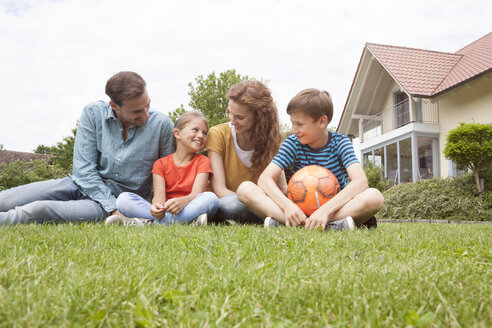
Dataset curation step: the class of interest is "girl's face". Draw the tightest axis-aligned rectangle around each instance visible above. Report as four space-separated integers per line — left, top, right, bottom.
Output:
228 100 255 136
174 118 208 153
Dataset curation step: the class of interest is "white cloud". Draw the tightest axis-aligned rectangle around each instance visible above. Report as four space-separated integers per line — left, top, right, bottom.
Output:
0 0 491 151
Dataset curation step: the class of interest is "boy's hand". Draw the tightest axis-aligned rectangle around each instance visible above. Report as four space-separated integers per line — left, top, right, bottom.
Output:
304 208 329 230
284 202 307 227
163 197 187 215
150 202 166 220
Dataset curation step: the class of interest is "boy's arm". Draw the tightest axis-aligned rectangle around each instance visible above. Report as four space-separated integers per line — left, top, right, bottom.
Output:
208 151 235 198
162 172 209 215
305 163 368 229
258 163 306 226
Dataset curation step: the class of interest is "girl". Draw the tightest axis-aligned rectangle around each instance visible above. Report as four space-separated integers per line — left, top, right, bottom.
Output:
106 111 218 226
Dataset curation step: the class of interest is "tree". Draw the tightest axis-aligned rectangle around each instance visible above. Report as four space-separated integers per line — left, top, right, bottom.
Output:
443 122 492 196
34 124 77 171
170 69 250 127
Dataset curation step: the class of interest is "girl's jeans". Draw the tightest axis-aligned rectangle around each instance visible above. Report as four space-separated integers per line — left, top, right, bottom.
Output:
116 191 219 225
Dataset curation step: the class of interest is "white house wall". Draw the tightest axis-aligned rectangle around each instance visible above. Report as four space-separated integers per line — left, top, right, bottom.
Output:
437 72 492 177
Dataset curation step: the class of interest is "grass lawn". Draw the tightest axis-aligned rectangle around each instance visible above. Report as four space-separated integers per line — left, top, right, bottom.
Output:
0 223 490 327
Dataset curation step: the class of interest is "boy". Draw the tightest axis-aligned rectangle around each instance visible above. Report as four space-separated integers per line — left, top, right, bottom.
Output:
237 88 383 230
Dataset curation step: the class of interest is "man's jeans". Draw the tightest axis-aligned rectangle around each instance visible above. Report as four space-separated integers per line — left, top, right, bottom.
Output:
0 176 107 225
212 193 263 224
116 191 219 225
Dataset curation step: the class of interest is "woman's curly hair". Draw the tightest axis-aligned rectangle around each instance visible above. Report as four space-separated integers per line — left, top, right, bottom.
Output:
227 80 281 181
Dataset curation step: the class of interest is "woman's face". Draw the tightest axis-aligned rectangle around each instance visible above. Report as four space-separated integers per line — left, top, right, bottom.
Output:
228 100 255 136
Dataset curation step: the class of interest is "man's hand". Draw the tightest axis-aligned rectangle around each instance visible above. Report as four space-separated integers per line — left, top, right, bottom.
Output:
163 197 188 215
283 202 307 227
150 202 166 220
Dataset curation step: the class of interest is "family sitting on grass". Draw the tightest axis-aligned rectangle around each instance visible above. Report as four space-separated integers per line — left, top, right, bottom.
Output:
0 71 383 230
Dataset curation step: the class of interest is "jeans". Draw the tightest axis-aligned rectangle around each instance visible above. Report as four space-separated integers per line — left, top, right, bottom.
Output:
212 194 263 224
116 191 219 225
0 176 107 225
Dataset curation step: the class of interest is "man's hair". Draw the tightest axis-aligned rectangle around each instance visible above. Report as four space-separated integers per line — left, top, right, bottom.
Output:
105 71 147 106
286 88 333 123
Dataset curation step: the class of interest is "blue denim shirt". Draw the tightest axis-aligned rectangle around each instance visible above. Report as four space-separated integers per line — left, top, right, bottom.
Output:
71 100 174 213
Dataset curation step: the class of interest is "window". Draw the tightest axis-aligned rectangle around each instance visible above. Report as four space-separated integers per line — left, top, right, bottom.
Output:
393 91 409 128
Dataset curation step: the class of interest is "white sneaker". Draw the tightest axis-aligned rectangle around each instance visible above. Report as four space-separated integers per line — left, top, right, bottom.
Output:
325 216 355 231
105 215 152 226
192 214 208 226
264 216 280 228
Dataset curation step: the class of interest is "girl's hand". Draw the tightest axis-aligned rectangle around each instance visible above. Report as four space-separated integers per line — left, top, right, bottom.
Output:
150 202 166 220
163 197 188 215
283 202 307 227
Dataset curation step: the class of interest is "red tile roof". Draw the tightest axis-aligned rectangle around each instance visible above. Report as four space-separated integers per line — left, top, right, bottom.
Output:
0 150 54 165
366 31 492 97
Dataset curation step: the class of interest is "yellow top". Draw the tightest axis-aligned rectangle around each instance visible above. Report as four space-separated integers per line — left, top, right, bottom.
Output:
205 123 254 192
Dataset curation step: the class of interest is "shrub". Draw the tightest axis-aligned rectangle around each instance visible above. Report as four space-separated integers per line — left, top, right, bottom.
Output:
363 161 392 192
379 172 492 221
0 160 69 191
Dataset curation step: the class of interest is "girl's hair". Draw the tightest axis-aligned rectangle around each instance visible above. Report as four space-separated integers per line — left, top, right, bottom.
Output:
226 80 281 181
173 111 208 147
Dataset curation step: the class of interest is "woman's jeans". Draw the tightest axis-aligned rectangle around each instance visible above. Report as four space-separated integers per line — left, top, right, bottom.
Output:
212 194 263 224
0 176 107 225
116 191 219 225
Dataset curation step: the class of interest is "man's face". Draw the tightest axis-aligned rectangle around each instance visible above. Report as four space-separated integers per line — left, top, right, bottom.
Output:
111 90 151 128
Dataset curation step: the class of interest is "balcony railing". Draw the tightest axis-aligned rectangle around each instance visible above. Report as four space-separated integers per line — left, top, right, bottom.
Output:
361 99 439 142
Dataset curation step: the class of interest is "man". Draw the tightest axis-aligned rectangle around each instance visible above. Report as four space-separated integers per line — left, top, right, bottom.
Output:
0 71 174 224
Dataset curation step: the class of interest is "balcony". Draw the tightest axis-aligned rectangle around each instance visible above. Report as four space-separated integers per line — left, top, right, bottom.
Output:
361 99 439 143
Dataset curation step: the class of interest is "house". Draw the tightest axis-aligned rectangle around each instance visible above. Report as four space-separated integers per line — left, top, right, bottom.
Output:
337 31 492 184
0 149 54 165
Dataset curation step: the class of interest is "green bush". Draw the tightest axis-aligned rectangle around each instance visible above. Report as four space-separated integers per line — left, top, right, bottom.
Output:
379 172 492 221
0 160 69 191
363 161 392 192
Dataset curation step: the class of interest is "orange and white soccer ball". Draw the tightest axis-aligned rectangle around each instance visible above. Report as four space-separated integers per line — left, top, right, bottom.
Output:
287 165 340 216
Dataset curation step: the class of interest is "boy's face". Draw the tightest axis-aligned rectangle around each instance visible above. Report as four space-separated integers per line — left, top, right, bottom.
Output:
290 111 328 148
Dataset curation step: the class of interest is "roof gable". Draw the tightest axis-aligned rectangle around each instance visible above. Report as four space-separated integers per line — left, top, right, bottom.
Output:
366 31 492 97
434 31 492 94
366 43 461 97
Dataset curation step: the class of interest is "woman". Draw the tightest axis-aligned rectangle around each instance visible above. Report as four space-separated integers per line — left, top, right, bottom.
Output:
206 80 286 224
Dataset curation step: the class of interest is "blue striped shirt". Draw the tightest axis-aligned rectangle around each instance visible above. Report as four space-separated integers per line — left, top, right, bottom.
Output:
272 132 359 189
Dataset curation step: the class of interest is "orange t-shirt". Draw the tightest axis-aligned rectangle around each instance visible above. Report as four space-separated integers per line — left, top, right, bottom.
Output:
151 153 213 199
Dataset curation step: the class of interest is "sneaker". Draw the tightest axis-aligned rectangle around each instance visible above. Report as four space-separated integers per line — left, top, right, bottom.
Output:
105 215 153 226
325 216 355 231
223 219 237 225
192 214 208 226
264 216 280 228
361 216 378 229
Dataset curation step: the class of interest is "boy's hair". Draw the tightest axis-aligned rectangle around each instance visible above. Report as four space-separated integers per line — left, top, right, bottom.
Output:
105 71 147 106
286 88 333 123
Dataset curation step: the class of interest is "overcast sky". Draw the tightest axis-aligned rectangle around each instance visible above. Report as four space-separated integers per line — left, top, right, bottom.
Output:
1 0 491 152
